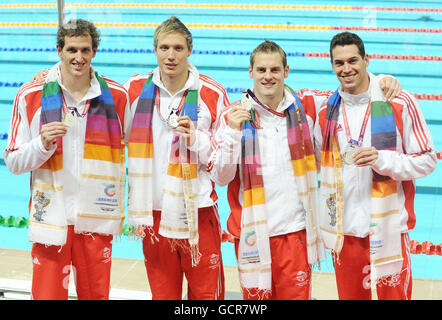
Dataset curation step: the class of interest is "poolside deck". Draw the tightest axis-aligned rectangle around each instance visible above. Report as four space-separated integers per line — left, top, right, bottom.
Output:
1 247 441 300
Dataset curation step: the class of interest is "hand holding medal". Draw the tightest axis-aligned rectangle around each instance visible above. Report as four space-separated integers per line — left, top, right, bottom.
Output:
341 139 379 167
241 95 253 112
157 89 190 131
60 92 90 129
62 110 75 128
226 97 252 131
352 146 379 167
241 95 258 125
173 115 196 147
342 144 358 165
340 100 373 166
166 110 180 129
40 121 67 151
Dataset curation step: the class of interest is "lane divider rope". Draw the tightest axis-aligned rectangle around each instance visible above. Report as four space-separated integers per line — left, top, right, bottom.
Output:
410 240 442 256
0 47 441 61
0 22 440 33
0 3 440 12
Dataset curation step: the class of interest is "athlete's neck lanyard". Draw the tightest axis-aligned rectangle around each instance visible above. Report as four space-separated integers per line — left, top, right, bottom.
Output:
341 99 371 147
61 90 91 118
155 87 189 123
246 89 285 118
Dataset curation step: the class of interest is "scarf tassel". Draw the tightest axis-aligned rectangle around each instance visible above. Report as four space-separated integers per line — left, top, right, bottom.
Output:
190 243 202 267
167 238 202 267
126 225 159 244
145 226 159 244
375 271 403 288
241 288 272 300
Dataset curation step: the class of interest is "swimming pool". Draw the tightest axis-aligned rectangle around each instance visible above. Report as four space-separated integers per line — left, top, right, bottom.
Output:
0 0 441 280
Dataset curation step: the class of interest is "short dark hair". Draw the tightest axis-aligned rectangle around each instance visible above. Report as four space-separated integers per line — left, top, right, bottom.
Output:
57 19 100 50
329 32 365 61
250 40 287 68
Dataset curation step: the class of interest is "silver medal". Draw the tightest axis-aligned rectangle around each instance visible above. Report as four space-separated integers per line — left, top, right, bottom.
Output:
62 112 75 128
167 113 179 129
342 146 357 165
241 96 253 111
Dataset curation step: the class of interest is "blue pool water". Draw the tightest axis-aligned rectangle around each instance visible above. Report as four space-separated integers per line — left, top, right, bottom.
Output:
0 0 441 280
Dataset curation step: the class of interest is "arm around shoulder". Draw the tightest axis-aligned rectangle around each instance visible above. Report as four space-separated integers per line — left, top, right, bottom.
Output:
372 91 437 180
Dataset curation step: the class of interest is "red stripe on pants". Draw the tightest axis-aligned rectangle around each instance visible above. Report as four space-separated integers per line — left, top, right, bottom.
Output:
31 225 113 300
333 233 412 300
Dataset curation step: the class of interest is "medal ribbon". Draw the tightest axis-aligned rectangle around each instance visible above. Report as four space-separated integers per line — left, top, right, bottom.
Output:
61 90 91 118
341 99 371 147
155 88 189 123
246 89 285 117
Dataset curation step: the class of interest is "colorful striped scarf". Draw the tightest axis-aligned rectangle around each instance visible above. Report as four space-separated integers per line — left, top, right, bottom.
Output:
237 87 325 298
29 66 125 246
127 73 201 266
319 77 403 283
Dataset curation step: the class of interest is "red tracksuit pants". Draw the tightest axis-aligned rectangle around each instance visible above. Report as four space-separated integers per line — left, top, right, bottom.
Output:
31 225 113 300
234 229 312 300
142 206 225 300
333 233 412 300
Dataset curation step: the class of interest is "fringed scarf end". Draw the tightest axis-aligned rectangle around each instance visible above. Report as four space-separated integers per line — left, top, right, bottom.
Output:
144 226 159 244
167 238 201 267
190 243 202 267
241 287 272 300
125 225 158 243
332 249 342 266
